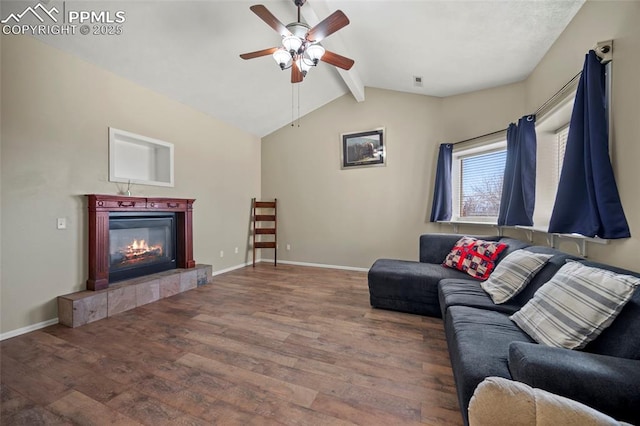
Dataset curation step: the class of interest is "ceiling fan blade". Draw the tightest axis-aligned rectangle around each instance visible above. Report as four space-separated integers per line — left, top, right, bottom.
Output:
321 50 354 70
291 61 303 83
306 10 349 43
240 47 278 60
250 5 292 36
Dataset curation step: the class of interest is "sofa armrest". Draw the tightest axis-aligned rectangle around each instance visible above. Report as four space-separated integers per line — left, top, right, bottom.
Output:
508 341 640 425
419 233 500 264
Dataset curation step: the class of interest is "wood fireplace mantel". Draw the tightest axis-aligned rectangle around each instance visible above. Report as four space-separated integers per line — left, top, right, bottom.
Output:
87 194 196 291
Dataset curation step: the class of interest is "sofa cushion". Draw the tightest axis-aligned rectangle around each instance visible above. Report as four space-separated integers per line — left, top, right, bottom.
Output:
445 305 534 424
368 259 469 317
481 249 553 304
511 261 640 350
443 237 509 280
438 279 522 318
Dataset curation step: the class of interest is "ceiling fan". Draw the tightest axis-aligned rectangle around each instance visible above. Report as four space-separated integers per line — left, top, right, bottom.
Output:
239 0 355 83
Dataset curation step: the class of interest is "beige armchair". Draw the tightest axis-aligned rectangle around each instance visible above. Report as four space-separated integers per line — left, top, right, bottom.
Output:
468 377 631 426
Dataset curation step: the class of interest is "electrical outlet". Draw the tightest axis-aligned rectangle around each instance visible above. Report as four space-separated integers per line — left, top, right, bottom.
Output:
286 244 291 251
57 218 66 230
219 250 224 258
234 247 239 254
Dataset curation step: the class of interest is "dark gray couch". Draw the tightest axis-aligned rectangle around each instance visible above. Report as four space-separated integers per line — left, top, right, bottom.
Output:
368 233 640 425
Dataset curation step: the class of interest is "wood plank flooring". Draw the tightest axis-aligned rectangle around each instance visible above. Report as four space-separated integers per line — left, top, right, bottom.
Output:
1 264 462 425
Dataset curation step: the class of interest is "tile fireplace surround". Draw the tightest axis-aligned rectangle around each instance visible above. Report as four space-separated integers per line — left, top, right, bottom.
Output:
57 194 212 328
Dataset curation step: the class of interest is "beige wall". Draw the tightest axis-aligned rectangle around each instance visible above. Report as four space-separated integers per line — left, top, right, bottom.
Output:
442 82 526 143
261 85 522 269
0 35 261 334
262 88 442 267
507 0 640 267
262 1 640 272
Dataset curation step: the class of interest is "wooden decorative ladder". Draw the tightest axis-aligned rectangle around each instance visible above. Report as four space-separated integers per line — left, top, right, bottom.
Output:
251 198 277 267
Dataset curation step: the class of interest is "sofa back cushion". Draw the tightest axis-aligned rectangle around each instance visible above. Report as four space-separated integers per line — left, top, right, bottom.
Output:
580 260 640 359
419 234 501 264
496 238 531 262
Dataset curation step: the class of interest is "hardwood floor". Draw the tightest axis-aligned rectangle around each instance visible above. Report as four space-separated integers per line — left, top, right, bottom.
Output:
1 264 462 425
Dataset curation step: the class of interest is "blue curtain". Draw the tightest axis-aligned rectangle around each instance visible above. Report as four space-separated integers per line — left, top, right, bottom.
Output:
497 116 537 226
430 143 453 222
549 51 630 238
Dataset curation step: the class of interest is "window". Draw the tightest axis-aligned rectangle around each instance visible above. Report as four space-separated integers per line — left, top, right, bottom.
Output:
460 151 507 217
452 140 507 221
556 125 569 180
533 96 574 228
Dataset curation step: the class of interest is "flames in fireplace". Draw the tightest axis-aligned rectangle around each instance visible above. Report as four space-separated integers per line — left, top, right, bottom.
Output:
106 211 180 284
112 239 164 267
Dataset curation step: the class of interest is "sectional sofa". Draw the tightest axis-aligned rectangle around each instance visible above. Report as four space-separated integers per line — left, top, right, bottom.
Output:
368 233 640 425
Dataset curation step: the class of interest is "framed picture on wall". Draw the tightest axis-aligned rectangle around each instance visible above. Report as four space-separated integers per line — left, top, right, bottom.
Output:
340 128 386 169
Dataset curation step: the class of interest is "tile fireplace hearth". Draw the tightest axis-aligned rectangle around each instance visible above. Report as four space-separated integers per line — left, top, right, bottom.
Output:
58 265 212 328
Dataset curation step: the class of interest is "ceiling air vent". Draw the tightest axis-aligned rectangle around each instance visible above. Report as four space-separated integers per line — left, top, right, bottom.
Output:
413 76 423 87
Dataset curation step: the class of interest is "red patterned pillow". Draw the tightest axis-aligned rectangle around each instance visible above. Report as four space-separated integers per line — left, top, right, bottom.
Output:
443 236 508 280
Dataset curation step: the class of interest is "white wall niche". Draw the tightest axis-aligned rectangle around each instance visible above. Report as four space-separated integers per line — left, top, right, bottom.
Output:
109 127 174 187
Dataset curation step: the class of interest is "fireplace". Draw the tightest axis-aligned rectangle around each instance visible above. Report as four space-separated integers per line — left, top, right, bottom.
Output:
87 195 195 290
109 212 177 282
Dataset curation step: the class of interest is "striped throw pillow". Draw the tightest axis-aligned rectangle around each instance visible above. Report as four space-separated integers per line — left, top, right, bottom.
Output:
510 261 640 349
481 250 553 304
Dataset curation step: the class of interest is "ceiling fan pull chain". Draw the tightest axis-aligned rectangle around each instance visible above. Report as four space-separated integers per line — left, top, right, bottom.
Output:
291 83 295 127
298 83 301 128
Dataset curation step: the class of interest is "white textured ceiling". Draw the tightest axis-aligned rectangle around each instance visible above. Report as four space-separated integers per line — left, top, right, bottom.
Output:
7 0 585 137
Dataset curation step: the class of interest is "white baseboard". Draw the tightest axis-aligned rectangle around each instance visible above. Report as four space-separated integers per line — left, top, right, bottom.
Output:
260 259 369 272
212 260 262 276
0 318 59 341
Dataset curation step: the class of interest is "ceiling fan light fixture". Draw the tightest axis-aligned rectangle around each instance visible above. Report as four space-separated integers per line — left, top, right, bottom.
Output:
306 44 325 65
282 35 303 54
272 48 292 69
298 58 313 76
240 2 353 84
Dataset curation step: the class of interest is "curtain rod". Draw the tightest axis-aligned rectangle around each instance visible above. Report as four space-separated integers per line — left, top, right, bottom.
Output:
451 128 507 145
451 41 613 146
451 70 580 145
533 70 582 116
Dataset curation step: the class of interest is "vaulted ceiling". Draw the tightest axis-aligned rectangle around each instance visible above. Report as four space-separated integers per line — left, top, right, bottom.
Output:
17 0 585 137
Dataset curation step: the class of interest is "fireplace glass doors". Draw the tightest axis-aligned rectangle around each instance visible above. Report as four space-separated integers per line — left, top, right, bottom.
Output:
109 212 177 282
